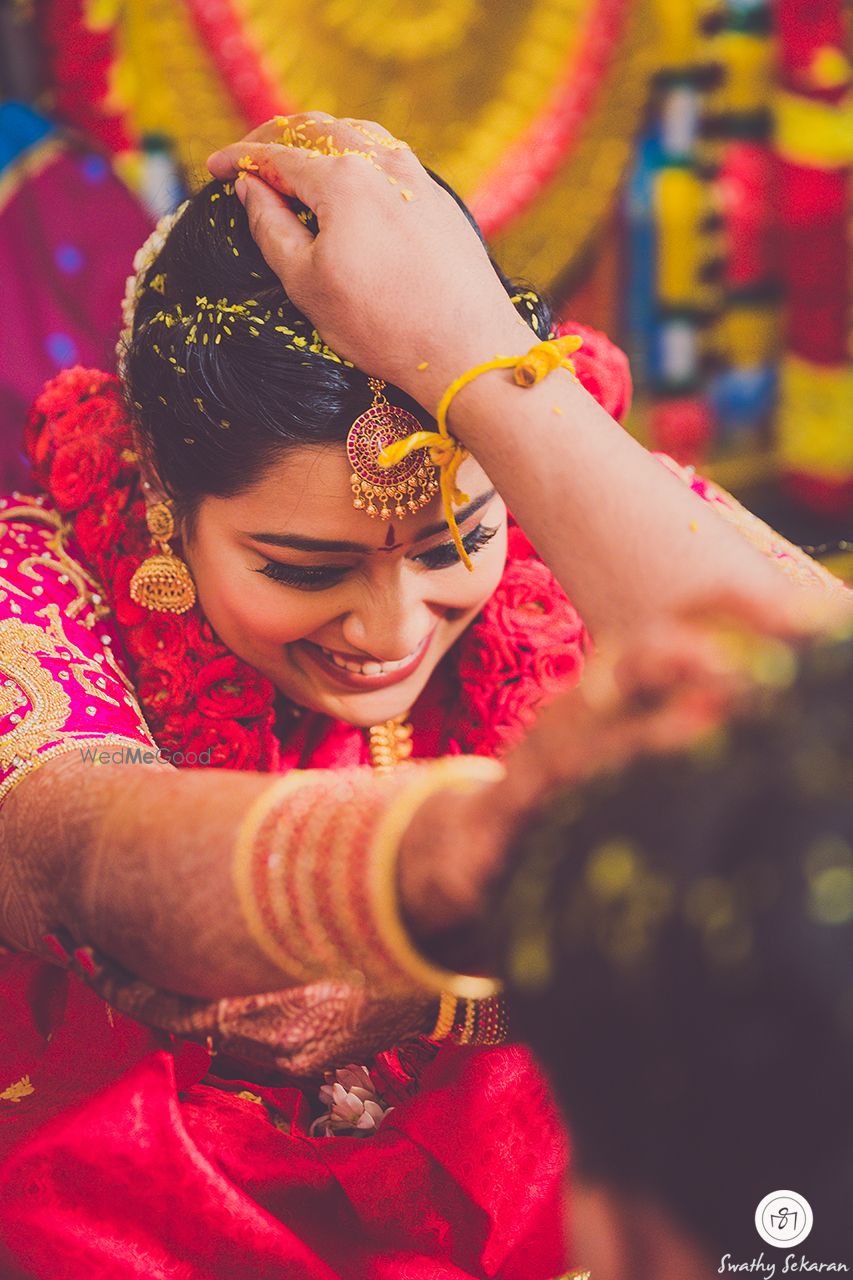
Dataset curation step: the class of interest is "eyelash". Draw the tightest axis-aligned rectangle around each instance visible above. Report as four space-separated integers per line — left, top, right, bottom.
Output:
256 522 500 591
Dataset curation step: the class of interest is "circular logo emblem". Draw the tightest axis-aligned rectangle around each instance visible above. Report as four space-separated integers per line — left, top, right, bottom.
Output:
755 1191 813 1248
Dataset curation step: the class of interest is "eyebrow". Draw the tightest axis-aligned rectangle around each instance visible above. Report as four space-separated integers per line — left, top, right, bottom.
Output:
245 487 498 553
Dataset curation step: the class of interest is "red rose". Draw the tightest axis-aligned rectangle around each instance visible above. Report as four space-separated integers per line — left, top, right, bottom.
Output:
118 498 152 561
52 399 130 458
25 369 124 485
73 490 129 561
456 622 519 685
30 367 112 424
506 522 538 560
492 676 542 735
125 613 188 668
530 641 584 694
254 722 282 772
169 710 261 769
184 614 228 665
487 559 573 644
452 539 588 753
111 556 150 627
24 416 53 486
553 321 633 423
194 655 274 720
468 676 543 756
135 665 189 720
51 438 119 512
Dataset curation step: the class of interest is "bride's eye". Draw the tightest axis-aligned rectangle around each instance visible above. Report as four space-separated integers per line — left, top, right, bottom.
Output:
256 562 349 591
255 522 500 591
415 523 499 570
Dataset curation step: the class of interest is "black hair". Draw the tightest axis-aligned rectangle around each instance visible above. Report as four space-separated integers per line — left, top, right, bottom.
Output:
123 171 550 527
492 637 853 1264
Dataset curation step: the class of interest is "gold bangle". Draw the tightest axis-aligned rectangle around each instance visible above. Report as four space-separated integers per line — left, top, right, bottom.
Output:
429 993 510 1045
233 758 506 997
231 771 320 978
429 992 459 1041
368 754 506 998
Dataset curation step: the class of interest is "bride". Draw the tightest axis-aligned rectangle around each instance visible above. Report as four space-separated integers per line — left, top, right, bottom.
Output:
0 112 843 1279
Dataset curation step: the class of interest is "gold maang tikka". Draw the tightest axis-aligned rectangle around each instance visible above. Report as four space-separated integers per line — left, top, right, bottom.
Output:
347 379 438 521
129 499 197 614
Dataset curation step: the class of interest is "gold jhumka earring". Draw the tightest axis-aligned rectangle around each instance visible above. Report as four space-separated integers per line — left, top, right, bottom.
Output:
129 499 197 614
347 378 439 521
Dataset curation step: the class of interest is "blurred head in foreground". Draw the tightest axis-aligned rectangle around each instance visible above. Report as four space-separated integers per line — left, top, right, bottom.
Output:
495 636 853 1278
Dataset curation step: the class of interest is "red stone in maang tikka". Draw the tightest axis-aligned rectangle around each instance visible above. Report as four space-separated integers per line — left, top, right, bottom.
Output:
347 378 439 521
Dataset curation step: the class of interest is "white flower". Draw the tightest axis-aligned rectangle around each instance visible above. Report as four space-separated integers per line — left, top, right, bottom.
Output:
117 201 190 374
311 1064 395 1138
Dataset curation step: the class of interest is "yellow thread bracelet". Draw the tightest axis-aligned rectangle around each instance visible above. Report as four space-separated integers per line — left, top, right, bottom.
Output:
378 335 583 570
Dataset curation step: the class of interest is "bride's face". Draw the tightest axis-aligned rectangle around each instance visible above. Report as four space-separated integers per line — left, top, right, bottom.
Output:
183 444 507 726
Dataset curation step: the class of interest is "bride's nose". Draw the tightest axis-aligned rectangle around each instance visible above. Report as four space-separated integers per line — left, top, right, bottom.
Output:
341 582 436 661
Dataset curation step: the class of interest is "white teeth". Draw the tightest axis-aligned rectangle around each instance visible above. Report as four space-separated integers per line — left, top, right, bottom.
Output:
319 644 421 676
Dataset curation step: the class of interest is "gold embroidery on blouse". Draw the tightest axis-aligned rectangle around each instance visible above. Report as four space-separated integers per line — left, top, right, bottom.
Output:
0 574 29 602
0 608 157 804
0 679 25 720
0 617 72 772
0 1075 35 1102
1 498 110 624
38 605 121 708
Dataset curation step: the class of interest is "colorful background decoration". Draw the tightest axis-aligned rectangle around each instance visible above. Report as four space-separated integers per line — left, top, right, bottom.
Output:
1 0 851 540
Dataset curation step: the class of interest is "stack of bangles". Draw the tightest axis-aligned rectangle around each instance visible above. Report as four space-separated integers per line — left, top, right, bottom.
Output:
231 756 506 1043
378 335 583 571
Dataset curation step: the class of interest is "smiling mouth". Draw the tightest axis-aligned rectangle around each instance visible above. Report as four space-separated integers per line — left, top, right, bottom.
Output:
298 632 434 688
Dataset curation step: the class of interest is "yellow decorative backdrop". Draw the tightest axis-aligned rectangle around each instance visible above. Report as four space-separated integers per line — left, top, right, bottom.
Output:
97 0 656 286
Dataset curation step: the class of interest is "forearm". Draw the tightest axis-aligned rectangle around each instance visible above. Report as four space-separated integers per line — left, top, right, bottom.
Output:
442 345 840 638
0 753 505 1000
1 756 287 995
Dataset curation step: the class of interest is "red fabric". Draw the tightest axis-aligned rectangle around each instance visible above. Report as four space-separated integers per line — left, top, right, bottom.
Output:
776 0 846 89
784 472 853 518
185 0 296 127
718 143 777 291
36 0 134 153
0 959 568 1279
778 161 850 365
649 397 714 468
0 140 152 490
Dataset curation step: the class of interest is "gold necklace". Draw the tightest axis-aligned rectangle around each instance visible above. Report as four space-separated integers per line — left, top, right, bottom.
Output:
367 714 414 774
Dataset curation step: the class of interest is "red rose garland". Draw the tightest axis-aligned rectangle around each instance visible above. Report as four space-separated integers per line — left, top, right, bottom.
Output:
25 368 588 769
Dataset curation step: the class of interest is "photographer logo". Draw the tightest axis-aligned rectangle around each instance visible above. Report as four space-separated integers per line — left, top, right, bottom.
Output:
755 1192 813 1249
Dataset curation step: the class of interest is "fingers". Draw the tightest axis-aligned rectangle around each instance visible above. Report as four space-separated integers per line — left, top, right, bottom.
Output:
235 173 313 293
218 111 409 155
683 576 852 642
208 137 396 225
207 140 325 195
208 114 416 202
233 111 337 147
341 116 411 151
277 113 405 157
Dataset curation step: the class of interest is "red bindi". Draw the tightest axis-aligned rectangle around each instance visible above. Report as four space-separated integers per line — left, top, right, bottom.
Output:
377 524 403 552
